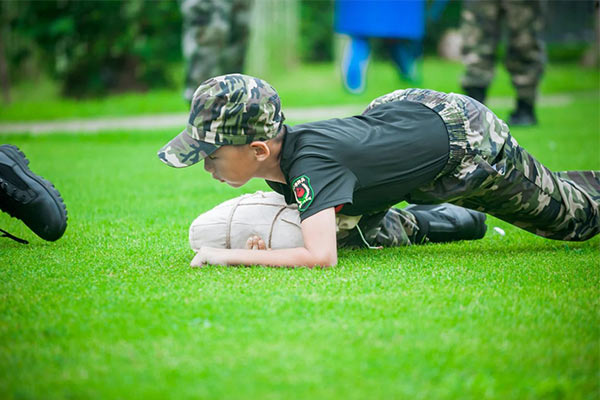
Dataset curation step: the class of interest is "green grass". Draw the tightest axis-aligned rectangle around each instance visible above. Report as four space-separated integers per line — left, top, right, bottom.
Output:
1 59 598 122
0 64 599 399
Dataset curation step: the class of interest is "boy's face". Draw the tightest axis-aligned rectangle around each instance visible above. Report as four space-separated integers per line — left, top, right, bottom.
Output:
203 144 257 188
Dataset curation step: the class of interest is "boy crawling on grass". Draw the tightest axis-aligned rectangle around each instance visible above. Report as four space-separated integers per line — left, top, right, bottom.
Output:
158 74 599 268
187 190 487 254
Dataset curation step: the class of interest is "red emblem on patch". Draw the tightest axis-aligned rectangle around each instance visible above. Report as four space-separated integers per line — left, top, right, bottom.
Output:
292 175 313 211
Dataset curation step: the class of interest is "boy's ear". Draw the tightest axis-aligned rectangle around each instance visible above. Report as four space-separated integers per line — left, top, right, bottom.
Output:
250 141 271 161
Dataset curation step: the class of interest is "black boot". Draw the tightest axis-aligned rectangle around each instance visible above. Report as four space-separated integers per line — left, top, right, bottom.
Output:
463 86 487 104
508 99 537 127
404 203 487 243
0 145 67 242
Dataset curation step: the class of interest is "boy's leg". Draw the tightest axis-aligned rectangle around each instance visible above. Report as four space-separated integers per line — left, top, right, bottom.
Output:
336 204 487 248
555 171 600 201
404 94 599 241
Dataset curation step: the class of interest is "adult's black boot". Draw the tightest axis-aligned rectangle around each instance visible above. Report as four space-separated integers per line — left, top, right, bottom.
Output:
404 203 487 243
0 145 67 242
463 86 487 104
508 99 537 127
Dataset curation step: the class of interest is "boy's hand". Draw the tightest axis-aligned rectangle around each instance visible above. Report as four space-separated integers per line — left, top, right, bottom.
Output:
246 235 268 250
190 247 208 267
190 247 227 267
191 235 268 267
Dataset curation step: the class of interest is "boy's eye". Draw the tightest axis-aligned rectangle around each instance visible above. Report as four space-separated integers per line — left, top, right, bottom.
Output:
208 155 217 160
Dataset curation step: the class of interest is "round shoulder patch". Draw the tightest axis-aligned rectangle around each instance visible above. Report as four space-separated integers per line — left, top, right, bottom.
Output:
292 175 314 211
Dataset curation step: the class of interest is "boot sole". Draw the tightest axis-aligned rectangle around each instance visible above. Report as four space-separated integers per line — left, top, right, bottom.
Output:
0 145 68 241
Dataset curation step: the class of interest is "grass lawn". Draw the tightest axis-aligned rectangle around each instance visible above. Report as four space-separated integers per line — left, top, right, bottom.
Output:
1 59 598 122
0 61 599 399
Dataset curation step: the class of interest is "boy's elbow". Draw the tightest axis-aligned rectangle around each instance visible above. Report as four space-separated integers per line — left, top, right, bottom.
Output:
323 256 338 268
310 251 337 268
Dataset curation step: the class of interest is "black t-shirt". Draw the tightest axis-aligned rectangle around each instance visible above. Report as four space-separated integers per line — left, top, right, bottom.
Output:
266 100 449 220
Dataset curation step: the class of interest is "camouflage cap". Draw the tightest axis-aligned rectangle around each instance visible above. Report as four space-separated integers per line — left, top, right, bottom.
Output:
158 73 285 168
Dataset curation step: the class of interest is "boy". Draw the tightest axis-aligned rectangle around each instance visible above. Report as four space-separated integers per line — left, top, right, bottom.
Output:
188 191 488 251
158 74 599 267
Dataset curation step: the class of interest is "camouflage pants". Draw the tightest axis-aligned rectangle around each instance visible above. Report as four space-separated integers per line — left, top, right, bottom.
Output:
181 0 252 101
363 88 599 242
460 0 546 103
337 208 422 248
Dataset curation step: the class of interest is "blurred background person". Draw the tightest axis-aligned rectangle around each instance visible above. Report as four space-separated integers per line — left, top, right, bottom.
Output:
181 0 252 102
334 0 448 94
460 0 546 126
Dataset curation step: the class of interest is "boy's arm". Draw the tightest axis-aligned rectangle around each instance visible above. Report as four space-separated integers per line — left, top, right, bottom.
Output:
191 207 338 268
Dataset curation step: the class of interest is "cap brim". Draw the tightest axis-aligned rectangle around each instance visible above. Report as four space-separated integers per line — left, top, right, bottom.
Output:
157 129 219 168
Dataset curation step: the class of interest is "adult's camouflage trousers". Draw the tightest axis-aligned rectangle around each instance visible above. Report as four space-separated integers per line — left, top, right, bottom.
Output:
460 0 545 103
181 0 252 101
345 88 599 246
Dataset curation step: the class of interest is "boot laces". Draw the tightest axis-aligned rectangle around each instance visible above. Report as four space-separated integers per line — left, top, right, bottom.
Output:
0 228 29 244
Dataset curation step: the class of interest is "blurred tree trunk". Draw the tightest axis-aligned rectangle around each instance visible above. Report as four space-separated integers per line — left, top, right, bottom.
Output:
246 0 299 78
0 2 10 104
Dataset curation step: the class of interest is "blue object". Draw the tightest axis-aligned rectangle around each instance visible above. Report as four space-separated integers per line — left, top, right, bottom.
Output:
335 0 426 39
341 37 370 93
